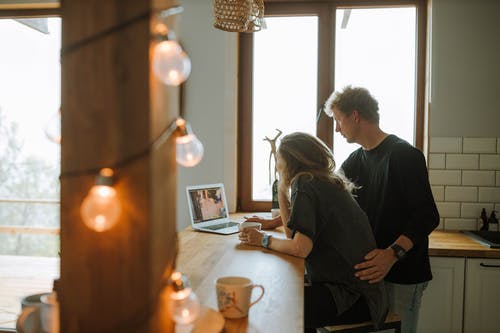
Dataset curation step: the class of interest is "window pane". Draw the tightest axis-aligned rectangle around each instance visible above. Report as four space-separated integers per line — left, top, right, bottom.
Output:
0 17 60 330
252 16 318 201
333 8 416 167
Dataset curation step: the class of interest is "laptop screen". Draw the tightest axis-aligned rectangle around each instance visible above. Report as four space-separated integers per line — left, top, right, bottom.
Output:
186 184 228 224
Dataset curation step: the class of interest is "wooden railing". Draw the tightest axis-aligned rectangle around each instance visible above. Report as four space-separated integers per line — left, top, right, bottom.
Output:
0 198 60 235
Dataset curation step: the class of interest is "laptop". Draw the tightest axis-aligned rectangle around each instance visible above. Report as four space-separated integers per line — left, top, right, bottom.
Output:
186 183 240 235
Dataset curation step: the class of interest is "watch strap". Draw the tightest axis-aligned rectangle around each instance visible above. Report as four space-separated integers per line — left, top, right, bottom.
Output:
390 243 407 260
261 234 271 248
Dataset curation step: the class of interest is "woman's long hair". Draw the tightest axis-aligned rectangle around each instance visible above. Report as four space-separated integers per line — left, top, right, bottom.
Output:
278 132 354 192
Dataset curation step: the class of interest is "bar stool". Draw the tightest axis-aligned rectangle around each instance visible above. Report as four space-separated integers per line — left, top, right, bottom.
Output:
317 312 401 333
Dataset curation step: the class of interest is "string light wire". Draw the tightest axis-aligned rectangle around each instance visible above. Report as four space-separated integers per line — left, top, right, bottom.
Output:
60 6 185 57
59 117 200 180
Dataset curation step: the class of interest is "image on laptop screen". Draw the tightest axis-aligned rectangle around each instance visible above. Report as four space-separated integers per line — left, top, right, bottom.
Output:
187 185 228 224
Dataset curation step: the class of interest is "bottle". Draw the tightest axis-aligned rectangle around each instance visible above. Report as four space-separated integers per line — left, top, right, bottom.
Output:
488 210 498 229
480 208 489 231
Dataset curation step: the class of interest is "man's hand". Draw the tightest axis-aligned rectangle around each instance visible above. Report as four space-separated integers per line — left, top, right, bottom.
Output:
354 248 397 284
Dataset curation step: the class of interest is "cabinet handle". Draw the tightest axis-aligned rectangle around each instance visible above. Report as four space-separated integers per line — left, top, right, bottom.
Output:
480 263 500 268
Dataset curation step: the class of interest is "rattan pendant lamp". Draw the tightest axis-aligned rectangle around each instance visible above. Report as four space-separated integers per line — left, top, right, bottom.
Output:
213 0 265 32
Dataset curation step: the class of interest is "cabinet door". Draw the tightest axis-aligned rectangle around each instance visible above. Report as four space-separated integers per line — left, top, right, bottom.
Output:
464 258 500 333
417 257 465 333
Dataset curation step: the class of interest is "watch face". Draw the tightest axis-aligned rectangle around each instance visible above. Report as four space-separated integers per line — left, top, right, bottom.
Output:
391 244 406 260
262 234 270 248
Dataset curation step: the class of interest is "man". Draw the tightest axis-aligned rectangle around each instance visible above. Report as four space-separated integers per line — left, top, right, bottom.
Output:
323 86 439 333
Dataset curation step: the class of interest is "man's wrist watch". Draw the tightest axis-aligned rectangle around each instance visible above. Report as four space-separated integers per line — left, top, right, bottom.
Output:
390 243 407 260
261 234 272 248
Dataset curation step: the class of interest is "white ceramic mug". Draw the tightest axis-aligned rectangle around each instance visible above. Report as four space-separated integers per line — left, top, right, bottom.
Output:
40 293 59 333
238 221 262 232
215 276 265 318
271 208 280 218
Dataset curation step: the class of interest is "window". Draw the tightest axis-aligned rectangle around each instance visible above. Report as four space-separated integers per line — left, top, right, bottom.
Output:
238 0 427 211
251 15 318 201
0 11 60 330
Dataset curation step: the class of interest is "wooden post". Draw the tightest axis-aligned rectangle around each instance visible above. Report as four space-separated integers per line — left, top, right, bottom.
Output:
60 0 180 331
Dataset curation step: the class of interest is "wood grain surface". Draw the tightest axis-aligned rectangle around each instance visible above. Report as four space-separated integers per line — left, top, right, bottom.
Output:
429 230 500 258
176 213 304 333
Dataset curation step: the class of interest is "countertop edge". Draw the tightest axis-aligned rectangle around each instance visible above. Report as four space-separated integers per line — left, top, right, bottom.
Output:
429 230 500 259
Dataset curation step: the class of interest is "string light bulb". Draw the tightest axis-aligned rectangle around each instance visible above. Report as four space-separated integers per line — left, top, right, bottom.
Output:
44 108 61 144
80 168 121 232
169 271 200 325
153 39 191 86
174 118 204 167
152 16 191 87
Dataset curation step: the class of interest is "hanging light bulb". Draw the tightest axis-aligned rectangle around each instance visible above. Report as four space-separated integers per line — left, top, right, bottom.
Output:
169 271 200 325
153 117 204 167
44 108 61 144
153 40 191 86
174 118 203 167
80 168 121 232
152 20 191 86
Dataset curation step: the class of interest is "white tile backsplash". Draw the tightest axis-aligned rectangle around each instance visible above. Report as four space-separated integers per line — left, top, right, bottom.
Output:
463 138 497 153
480 154 500 170
478 187 500 202
444 218 478 231
431 185 445 201
430 137 462 153
445 186 477 202
461 203 495 218
436 202 461 218
462 170 496 186
446 154 479 170
429 137 500 231
429 170 461 185
429 153 446 169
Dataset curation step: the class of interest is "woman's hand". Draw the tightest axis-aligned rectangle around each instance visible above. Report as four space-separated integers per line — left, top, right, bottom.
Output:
244 215 282 229
238 228 264 247
244 215 268 223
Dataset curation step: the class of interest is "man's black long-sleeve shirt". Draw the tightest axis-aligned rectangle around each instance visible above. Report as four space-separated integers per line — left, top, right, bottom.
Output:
341 135 440 284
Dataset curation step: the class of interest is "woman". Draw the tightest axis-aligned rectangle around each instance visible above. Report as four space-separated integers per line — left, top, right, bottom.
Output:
239 132 387 332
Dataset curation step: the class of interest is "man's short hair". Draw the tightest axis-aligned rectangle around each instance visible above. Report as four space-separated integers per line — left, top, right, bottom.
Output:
324 86 380 124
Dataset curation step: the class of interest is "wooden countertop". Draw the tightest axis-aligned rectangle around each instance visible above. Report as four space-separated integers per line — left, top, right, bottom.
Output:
429 230 500 258
176 213 304 333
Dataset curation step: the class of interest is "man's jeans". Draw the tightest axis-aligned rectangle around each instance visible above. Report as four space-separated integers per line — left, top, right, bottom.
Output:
386 281 429 333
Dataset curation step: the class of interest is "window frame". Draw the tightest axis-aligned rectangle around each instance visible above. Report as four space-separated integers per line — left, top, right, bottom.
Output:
237 0 427 211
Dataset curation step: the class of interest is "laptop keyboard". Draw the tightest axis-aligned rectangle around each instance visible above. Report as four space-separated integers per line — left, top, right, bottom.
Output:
204 222 239 230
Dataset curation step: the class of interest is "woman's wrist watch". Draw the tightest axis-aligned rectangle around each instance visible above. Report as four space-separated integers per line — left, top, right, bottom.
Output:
390 243 407 260
261 234 272 248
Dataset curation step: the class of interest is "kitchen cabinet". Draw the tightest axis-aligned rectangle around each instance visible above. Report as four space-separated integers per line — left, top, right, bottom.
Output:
463 258 500 333
417 257 465 333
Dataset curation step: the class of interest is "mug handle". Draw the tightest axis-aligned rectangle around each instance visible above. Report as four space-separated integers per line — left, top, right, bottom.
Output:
249 284 265 308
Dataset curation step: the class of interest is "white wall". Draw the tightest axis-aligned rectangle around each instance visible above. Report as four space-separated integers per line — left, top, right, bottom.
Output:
429 0 500 136
176 0 238 230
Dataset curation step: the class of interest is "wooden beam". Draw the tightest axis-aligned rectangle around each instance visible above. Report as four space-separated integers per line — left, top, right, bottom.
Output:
60 0 180 331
